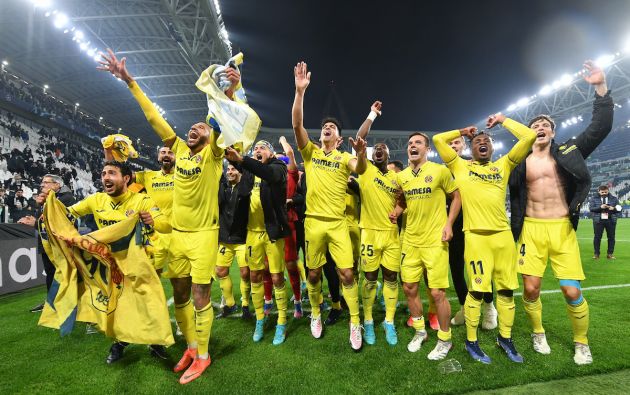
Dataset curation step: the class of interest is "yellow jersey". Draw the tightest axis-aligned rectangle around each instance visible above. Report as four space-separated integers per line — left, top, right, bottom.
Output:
432 118 536 233
358 162 398 230
68 190 164 231
300 141 355 220
248 176 265 231
397 161 456 247
171 137 224 231
135 169 174 219
127 80 223 232
345 190 360 226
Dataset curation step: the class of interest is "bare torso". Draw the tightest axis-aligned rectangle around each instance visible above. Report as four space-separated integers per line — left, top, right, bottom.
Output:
525 151 570 218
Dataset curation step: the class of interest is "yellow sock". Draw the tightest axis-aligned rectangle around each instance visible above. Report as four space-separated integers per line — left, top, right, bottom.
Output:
342 281 360 325
412 316 426 332
240 280 251 307
307 280 322 318
437 327 452 342
361 279 377 322
218 275 235 307
332 301 341 310
251 282 265 320
383 280 398 322
567 298 589 344
464 293 482 341
496 294 515 339
174 300 196 347
298 260 306 282
275 284 288 325
194 302 214 357
426 285 436 315
522 296 544 334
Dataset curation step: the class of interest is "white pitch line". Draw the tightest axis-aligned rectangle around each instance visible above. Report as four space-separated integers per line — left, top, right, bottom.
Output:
167 296 174 307
577 237 630 242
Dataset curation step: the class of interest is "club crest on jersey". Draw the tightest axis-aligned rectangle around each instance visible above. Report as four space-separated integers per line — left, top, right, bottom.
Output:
125 209 135 217
193 155 201 163
490 167 499 173
475 277 482 284
424 175 433 183
334 155 342 161
518 258 524 265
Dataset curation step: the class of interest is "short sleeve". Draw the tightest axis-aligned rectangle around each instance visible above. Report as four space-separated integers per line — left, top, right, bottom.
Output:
299 141 315 161
68 195 93 217
441 166 457 194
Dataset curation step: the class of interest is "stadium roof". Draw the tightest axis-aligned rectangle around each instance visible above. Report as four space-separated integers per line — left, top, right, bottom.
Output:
0 0 232 144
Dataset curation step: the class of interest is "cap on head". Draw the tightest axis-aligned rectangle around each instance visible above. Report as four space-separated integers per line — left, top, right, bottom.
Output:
254 140 275 153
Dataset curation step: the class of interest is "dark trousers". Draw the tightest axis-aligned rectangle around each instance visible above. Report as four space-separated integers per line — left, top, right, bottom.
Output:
42 252 55 292
324 252 341 303
593 219 616 255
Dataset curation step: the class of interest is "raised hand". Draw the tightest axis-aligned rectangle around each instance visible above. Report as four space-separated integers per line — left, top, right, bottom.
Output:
294 61 311 93
583 60 606 86
486 113 506 129
97 48 133 83
371 101 383 115
224 67 241 98
459 126 478 139
349 136 367 155
225 147 243 163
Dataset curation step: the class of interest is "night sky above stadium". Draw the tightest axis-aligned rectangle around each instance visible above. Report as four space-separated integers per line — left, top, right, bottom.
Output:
222 0 630 131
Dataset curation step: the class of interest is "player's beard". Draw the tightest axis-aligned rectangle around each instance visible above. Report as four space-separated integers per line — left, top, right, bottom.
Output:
160 160 174 172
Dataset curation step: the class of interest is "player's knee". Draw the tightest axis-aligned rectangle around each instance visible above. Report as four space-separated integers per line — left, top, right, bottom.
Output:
402 282 417 296
307 269 321 284
271 273 284 286
430 288 445 302
250 270 263 283
468 291 483 300
497 289 513 298
364 270 378 282
338 268 354 285
239 268 250 281
381 268 397 283
215 266 228 278
523 282 540 299
559 280 583 304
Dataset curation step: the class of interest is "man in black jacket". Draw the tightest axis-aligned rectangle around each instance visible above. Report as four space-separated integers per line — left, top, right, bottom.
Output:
225 140 290 345
589 185 621 260
508 60 613 365
215 164 253 320
18 174 76 312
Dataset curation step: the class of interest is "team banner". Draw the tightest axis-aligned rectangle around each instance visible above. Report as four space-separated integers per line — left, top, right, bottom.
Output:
38 192 174 346
195 52 261 153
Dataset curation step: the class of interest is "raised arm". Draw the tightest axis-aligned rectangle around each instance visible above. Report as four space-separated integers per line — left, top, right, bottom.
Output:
348 136 368 175
97 49 176 147
279 136 298 171
356 101 382 140
573 60 613 159
433 129 471 164
292 62 311 150
487 114 536 165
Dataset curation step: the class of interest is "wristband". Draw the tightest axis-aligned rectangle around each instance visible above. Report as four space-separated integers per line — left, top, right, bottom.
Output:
367 110 379 122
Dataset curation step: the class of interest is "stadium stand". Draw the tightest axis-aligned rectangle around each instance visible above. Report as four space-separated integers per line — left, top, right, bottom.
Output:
0 72 159 223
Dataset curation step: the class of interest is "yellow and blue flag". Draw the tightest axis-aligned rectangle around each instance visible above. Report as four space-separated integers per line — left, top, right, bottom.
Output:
195 52 261 153
38 192 174 346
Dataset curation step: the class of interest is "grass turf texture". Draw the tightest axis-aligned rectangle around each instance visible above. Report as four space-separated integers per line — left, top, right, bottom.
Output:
1 219 629 394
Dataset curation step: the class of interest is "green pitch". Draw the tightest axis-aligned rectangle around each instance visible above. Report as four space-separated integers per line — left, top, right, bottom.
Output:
1 219 629 394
